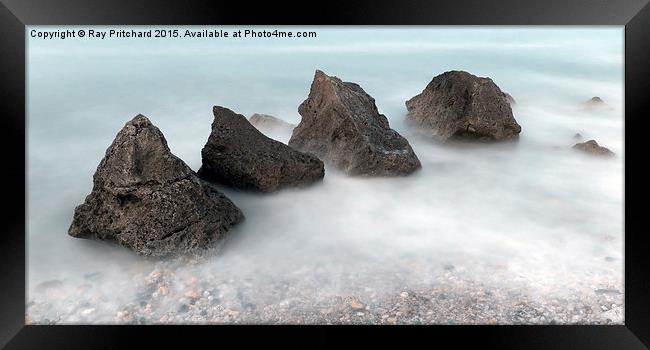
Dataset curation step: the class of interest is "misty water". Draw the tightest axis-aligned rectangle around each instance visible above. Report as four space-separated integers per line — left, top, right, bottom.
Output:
27 27 624 324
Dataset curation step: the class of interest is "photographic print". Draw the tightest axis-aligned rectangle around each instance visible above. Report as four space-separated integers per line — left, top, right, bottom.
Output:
25 26 624 325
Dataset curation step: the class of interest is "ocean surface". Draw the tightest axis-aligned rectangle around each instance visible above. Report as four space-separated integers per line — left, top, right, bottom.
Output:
26 27 624 324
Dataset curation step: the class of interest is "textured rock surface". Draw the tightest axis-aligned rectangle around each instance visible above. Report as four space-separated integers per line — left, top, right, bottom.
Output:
289 70 421 176
405 70 521 142
504 92 516 105
249 114 295 132
198 106 324 192
573 140 615 157
68 115 244 257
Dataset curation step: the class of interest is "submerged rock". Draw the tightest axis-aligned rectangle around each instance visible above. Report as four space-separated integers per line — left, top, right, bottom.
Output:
405 70 521 142
68 115 244 257
198 106 324 192
249 113 295 132
582 96 606 109
289 70 421 176
573 140 615 157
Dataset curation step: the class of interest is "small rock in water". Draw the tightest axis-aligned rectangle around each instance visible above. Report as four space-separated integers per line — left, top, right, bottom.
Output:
573 140 615 157
582 96 607 110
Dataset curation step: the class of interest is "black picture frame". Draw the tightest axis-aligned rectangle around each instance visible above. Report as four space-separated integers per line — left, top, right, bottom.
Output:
1 0 648 348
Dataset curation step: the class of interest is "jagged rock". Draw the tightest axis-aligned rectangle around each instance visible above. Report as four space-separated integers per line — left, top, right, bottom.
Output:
249 113 295 132
68 115 244 257
289 70 421 176
405 70 521 142
573 140 615 157
198 106 324 192
504 92 516 105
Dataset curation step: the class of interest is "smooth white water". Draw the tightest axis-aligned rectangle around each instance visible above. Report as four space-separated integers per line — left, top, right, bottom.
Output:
27 27 623 324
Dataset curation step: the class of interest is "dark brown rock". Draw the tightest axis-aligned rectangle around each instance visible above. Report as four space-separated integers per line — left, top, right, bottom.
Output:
504 92 516 105
289 70 421 176
198 106 324 192
405 70 521 142
68 115 244 257
573 140 615 157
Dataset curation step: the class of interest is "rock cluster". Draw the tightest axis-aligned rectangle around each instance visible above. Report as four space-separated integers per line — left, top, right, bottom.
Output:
198 106 324 192
68 70 616 258
289 70 421 176
405 70 521 142
68 115 244 257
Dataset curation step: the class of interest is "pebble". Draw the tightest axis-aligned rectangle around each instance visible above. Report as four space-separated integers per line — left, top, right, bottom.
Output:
27 259 624 325
349 301 365 311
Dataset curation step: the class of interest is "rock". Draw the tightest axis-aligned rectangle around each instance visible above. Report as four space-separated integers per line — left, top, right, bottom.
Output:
587 96 604 104
349 300 365 311
504 92 516 105
572 140 615 157
405 70 521 142
68 115 244 257
574 133 583 140
249 113 295 133
198 106 325 192
582 96 605 109
289 70 421 176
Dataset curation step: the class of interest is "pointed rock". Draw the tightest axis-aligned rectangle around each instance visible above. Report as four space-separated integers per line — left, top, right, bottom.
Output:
198 106 324 192
405 70 521 142
68 115 244 257
573 139 615 157
289 70 421 176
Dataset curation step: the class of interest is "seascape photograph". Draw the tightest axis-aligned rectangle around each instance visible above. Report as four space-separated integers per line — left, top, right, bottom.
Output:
26 26 624 325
